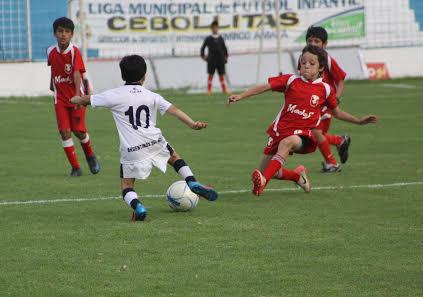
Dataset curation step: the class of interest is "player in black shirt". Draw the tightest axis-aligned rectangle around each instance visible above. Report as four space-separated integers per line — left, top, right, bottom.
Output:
200 21 229 94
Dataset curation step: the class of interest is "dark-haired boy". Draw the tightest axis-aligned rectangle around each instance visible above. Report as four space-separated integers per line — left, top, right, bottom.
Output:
304 26 351 172
47 17 100 176
71 55 218 221
200 21 229 94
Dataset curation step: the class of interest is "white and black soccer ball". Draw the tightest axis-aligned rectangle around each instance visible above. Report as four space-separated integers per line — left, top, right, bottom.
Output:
166 181 199 212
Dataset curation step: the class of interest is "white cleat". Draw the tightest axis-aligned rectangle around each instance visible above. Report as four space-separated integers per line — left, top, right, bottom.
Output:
294 165 311 193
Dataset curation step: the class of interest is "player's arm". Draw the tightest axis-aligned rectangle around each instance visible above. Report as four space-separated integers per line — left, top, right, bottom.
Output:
70 95 91 106
335 80 345 101
166 105 207 130
228 84 271 104
200 38 208 61
331 106 378 125
73 70 83 96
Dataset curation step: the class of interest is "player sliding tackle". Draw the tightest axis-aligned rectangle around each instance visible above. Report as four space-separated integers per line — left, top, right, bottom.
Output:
228 45 377 195
71 55 217 221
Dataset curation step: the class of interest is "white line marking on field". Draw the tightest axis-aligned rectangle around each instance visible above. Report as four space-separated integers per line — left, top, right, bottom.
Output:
0 100 48 105
381 83 417 89
1 181 422 206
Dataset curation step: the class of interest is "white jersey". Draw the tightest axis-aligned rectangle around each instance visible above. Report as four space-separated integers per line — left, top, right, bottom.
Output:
91 84 172 164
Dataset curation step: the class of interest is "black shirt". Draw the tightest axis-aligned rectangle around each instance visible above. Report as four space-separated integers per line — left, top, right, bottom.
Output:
200 35 228 62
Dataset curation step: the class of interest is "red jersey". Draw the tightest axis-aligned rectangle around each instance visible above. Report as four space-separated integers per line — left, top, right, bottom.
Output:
267 74 337 136
47 43 86 106
322 55 347 89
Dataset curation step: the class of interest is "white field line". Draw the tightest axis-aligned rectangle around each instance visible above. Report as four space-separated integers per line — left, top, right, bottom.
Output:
381 83 418 89
0 99 48 105
0 181 422 206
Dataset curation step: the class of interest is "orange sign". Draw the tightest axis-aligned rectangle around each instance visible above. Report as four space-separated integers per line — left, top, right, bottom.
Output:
366 63 390 80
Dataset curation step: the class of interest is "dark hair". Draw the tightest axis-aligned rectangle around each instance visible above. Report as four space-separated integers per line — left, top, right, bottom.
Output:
53 17 75 33
305 26 328 43
119 55 147 83
301 45 328 72
210 20 218 28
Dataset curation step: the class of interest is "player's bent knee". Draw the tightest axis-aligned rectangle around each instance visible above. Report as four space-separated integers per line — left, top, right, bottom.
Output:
168 152 180 164
59 130 72 140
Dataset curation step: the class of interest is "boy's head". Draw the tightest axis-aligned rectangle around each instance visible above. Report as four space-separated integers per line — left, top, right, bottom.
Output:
299 45 328 80
119 55 147 83
305 26 328 49
210 21 219 34
53 17 75 48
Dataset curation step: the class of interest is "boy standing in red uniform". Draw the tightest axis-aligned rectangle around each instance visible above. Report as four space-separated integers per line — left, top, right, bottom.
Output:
47 17 100 176
228 45 377 195
305 26 351 172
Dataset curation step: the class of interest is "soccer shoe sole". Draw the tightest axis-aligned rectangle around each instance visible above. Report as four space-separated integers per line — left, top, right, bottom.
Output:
337 135 351 164
251 169 266 196
189 183 218 201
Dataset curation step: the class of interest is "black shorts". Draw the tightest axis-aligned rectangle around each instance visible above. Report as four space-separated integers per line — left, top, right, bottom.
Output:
120 143 174 178
207 60 225 75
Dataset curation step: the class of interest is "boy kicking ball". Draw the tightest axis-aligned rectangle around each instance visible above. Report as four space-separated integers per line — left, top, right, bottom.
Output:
71 55 218 221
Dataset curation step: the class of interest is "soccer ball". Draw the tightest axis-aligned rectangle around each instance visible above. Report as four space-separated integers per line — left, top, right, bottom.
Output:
166 181 199 212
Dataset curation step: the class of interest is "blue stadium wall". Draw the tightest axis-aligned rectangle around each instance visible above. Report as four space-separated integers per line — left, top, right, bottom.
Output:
410 0 423 29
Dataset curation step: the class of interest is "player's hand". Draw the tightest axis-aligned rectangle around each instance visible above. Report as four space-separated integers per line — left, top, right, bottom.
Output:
191 121 208 130
227 94 242 105
70 96 84 109
359 115 378 125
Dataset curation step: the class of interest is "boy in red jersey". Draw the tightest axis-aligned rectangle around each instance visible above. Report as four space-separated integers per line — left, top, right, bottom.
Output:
305 26 350 173
228 45 377 195
47 17 100 176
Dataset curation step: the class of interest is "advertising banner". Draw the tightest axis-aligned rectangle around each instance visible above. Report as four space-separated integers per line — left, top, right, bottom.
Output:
70 0 365 58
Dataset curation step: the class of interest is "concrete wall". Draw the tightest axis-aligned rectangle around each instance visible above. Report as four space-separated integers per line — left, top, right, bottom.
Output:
1 46 423 97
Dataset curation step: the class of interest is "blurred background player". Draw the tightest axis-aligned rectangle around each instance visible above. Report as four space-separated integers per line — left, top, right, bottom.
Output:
201 21 229 95
47 17 100 176
228 45 377 195
305 26 351 173
71 55 218 221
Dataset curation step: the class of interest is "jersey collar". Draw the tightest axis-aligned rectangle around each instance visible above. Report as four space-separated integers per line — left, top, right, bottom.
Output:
125 82 142 85
300 76 323 84
56 42 73 54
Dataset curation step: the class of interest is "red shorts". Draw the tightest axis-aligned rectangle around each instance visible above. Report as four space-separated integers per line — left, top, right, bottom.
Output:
54 103 87 132
263 129 317 155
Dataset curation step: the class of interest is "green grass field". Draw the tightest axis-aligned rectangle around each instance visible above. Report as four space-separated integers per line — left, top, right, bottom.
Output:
0 78 422 297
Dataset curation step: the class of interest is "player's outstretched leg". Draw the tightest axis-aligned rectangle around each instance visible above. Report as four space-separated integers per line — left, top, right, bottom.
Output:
122 188 147 221
78 133 100 174
336 135 351 164
275 165 311 193
170 158 218 201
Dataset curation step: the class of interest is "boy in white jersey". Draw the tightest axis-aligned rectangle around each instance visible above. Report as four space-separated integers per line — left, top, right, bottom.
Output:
71 55 218 221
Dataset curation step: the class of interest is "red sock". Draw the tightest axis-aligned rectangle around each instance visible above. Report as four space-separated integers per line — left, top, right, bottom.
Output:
318 140 337 164
62 139 80 169
325 134 343 146
207 75 213 93
276 168 300 182
263 154 285 181
80 133 94 158
219 75 228 93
